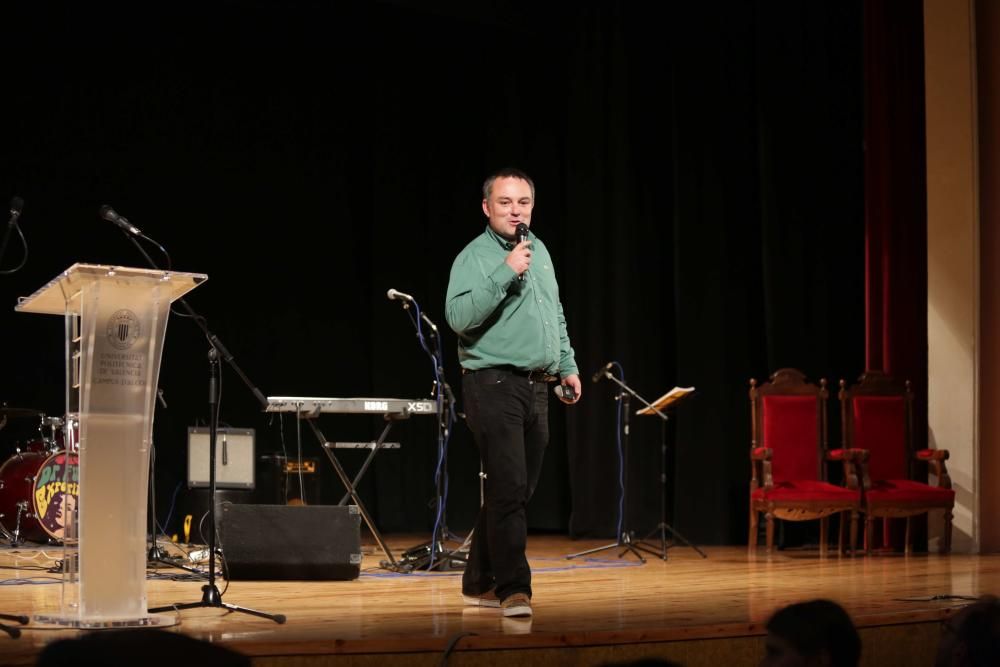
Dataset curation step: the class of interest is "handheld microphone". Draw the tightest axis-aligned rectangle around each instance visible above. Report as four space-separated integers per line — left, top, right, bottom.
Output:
515 223 529 281
515 222 529 243
387 288 415 303
99 205 142 235
8 196 23 225
591 362 613 383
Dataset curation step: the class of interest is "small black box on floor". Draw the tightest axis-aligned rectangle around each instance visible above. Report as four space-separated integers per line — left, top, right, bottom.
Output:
216 503 362 580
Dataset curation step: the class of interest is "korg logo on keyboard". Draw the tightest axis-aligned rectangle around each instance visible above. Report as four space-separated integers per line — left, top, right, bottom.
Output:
364 401 389 412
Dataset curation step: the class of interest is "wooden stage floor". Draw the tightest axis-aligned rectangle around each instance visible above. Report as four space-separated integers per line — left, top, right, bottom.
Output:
0 534 995 666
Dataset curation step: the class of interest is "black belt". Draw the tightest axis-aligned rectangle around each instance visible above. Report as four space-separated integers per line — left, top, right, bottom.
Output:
463 366 559 383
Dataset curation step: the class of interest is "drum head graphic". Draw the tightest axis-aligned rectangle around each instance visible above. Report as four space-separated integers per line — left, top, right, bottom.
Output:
32 450 80 541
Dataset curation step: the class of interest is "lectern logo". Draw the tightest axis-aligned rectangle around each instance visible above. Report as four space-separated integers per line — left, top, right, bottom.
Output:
106 310 141 350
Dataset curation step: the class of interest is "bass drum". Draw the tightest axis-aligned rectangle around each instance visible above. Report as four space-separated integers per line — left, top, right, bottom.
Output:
0 449 79 544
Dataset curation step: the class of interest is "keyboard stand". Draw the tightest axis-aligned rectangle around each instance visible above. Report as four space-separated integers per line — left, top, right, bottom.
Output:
299 414 404 571
267 397 437 572
333 420 398 506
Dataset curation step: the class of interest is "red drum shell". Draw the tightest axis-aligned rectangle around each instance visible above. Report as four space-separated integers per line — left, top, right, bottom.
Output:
0 449 79 543
0 452 49 543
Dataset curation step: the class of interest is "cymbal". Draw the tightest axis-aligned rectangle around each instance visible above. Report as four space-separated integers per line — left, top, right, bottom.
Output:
0 406 43 419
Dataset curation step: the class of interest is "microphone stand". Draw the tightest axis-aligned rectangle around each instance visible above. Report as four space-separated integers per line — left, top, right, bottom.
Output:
0 204 28 276
149 348 284 622
108 220 282 623
0 216 17 269
568 369 704 562
389 296 464 572
117 228 269 409
567 368 647 562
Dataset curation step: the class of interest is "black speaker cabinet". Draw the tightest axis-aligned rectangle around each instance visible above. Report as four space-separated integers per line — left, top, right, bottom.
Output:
216 503 362 580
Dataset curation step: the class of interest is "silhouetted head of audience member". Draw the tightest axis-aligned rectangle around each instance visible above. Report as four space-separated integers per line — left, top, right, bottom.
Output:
36 628 250 667
601 659 682 667
760 599 860 667
935 595 1000 667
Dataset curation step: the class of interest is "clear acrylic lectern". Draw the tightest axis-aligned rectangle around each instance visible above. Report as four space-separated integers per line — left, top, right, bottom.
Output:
16 263 206 627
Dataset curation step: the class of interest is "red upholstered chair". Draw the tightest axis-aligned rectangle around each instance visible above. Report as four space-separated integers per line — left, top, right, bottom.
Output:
749 368 860 555
838 371 954 554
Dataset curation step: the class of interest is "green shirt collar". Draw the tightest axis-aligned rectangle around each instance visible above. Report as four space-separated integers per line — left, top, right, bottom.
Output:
484 225 528 250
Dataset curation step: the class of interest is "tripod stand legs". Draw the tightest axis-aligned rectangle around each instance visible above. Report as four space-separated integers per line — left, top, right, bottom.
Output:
631 409 707 561
566 531 647 563
634 522 708 560
151 584 286 623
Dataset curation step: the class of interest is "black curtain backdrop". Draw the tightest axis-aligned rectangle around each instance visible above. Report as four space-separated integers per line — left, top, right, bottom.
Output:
0 1 866 545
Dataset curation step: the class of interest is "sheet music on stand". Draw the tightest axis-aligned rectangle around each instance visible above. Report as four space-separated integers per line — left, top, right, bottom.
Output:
635 386 695 415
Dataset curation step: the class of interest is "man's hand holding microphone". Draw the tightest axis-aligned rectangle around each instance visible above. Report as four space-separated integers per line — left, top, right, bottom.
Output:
506 222 532 279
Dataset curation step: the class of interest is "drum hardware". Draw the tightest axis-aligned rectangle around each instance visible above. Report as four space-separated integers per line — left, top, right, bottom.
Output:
1 412 71 457
12 501 31 546
0 407 43 440
0 500 33 546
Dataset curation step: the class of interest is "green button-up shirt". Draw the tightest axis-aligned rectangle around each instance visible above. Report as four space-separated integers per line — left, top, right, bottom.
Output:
446 226 579 377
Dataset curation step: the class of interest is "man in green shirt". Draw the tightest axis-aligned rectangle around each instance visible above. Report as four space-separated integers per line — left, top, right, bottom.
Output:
446 167 581 618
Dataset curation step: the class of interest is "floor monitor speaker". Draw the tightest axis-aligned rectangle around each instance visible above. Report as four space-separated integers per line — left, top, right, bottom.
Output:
216 503 361 580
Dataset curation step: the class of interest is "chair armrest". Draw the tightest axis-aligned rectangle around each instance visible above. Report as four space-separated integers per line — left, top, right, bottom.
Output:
828 448 869 464
916 449 952 489
749 448 773 491
828 448 868 491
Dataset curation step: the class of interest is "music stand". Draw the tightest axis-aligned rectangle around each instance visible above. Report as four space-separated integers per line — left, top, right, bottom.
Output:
633 387 706 560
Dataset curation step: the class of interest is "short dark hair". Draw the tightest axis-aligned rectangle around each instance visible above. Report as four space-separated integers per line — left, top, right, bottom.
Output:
766 599 861 667
482 167 535 201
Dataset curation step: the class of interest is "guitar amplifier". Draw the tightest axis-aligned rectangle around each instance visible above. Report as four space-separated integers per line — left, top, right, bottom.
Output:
216 503 362 581
187 428 255 489
257 454 322 504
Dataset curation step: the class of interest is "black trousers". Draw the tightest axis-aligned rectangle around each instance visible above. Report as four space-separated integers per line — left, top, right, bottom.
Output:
461 368 550 601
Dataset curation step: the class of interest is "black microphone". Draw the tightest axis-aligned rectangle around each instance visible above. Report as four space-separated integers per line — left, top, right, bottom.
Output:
99 205 142 235
387 288 415 303
591 362 613 383
516 222 529 243
515 223 529 281
8 196 23 225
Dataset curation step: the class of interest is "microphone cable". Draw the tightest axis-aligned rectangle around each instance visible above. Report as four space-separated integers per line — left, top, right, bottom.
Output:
397 294 458 570
0 196 28 275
